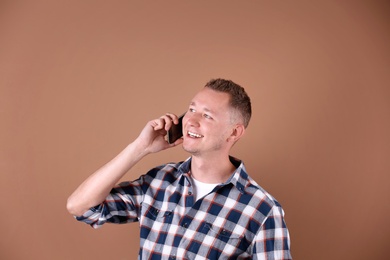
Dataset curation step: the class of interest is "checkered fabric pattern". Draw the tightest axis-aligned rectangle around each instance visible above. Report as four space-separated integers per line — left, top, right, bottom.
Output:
76 157 292 259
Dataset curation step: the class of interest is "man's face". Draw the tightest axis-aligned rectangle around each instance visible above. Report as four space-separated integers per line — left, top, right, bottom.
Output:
182 87 235 156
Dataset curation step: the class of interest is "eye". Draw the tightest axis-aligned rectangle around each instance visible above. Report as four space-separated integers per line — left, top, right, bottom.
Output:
203 114 212 119
189 108 196 113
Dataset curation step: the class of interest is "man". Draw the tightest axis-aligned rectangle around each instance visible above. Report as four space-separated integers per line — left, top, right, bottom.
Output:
67 78 292 259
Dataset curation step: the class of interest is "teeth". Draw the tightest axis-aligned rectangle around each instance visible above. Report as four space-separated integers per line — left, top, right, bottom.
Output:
188 131 203 138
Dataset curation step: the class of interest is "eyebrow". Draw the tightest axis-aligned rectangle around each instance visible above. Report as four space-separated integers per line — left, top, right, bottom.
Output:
189 101 214 113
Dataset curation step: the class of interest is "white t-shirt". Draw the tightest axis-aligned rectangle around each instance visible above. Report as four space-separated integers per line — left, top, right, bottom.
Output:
191 177 220 201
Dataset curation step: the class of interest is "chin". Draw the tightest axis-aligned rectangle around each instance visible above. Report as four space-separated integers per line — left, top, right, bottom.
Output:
182 143 199 155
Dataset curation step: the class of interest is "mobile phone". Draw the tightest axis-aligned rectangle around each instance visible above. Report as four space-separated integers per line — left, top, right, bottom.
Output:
167 113 184 144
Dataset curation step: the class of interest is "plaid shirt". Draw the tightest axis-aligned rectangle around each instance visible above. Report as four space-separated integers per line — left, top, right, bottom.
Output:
76 157 292 259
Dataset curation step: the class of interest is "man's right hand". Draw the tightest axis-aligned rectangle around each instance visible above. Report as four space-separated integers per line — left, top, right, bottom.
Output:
135 113 183 155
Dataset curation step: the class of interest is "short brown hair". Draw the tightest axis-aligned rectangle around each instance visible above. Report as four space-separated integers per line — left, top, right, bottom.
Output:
205 78 252 128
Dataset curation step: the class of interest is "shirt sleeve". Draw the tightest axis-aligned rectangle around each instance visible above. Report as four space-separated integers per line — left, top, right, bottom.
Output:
75 177 146 229
252 205 292 259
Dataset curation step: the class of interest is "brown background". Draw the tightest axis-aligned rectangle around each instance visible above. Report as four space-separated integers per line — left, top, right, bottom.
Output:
1 1 389 259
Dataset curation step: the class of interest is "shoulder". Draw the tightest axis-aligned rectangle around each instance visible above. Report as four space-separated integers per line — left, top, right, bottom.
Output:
246 181 282 211
143 160 187 183
233 159 283 218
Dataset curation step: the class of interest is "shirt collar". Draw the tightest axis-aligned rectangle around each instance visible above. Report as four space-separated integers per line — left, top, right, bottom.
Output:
176 156 250 194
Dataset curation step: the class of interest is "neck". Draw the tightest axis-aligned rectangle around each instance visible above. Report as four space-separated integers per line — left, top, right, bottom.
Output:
190 155 236 184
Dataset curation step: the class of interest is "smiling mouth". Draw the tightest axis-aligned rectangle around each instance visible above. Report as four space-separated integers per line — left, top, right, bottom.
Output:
187 131 203 138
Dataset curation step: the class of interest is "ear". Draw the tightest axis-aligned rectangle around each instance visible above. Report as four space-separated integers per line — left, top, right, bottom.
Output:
227 124 245 143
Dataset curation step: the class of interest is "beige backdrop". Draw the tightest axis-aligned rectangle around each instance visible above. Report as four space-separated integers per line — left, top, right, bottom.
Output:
1 1 389 259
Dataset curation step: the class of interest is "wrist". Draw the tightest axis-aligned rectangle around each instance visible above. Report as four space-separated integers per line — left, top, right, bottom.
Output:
130 138 150 158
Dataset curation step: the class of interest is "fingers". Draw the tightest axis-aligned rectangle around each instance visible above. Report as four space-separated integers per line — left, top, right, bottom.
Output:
155 113 179 131
173 137 184 146
165 135 183 149
164 113 179 124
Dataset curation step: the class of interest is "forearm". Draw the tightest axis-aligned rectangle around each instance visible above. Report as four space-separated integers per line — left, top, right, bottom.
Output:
67 114 182 217
66 139 148 216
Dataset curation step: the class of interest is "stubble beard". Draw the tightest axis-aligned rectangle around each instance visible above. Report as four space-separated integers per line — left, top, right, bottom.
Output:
183 138 224 157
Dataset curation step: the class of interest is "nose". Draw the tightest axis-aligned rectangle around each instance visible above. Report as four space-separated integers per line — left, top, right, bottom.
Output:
184 112 201 127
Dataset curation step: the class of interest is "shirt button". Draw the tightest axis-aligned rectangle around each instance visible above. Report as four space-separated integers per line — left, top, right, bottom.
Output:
182 222 189 228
